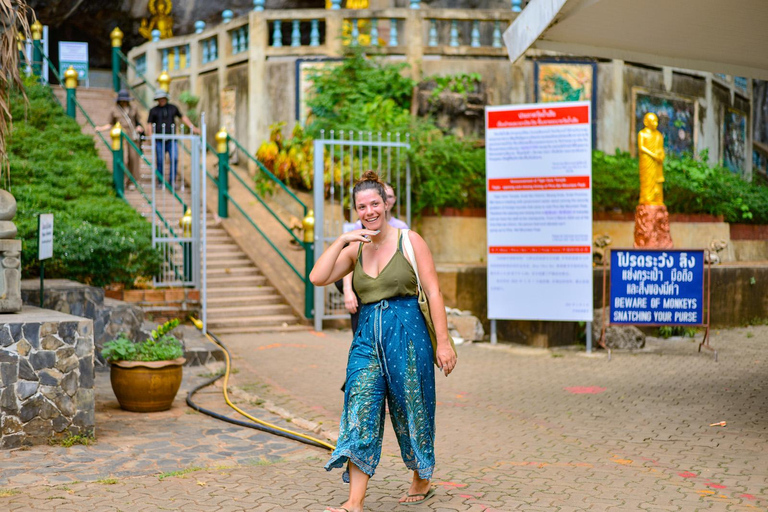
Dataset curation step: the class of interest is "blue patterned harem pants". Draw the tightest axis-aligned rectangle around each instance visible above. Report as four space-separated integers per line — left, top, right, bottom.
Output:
325 296 436 482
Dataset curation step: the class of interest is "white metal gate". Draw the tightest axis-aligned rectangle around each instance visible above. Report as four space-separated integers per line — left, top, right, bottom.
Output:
312 130 411 331
150 122 208 328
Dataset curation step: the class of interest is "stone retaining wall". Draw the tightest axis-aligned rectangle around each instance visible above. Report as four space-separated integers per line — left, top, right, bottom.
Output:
21 279 144 367
0 307 94 448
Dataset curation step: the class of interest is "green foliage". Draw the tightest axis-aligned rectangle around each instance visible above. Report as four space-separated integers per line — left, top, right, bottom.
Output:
301 51 486 212
101 319 183 362
10 79 162 287
593 150 768 224
426 72 482 103
305 48 415 135
409 124 486 214
50 432 95 448
657 326 698 338
178 90 200 124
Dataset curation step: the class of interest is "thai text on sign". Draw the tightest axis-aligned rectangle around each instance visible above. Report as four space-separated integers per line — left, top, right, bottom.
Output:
485 102 592 321
610 249 704 325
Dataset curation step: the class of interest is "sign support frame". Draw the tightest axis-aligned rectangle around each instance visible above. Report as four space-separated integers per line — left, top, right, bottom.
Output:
599 247 714 361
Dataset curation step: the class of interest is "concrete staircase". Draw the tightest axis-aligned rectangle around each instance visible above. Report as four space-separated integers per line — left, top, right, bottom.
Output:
57 86 306 334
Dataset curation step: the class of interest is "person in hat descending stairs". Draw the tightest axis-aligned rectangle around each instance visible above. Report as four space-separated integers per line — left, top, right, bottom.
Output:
97 89 144 189
146 89 200 187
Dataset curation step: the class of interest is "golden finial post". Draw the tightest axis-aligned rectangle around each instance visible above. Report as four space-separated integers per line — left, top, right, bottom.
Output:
216 127 229 218
64 66 78 119
157 69 171 92
110 122 125 197
111 27 124 93
302 209 316 319
31 20 43 77
180 207 193 281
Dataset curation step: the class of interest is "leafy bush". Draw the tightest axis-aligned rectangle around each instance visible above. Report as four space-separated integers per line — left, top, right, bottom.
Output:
10 78 162 286
102 319 184 362
593 150 768 223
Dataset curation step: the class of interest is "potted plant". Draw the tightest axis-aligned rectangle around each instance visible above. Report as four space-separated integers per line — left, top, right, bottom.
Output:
102 319 186 412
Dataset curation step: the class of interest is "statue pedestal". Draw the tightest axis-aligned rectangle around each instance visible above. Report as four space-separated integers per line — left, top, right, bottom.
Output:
634 205 673 248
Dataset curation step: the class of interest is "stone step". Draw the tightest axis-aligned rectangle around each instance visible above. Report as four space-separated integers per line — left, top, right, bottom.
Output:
206 286 276 298
207 294 284 307
207 304 294 319
209 324 310 335
206 258 253 269
206 267 262 277
207 275 268 287
206 314 299 329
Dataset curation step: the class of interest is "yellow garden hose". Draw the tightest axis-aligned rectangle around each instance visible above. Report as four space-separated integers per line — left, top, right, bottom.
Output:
188 317 336 451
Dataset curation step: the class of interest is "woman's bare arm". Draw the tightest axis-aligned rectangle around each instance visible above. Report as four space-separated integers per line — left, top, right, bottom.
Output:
407 231 457 376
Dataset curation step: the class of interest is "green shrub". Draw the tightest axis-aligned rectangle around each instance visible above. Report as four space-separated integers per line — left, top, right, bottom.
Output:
102 319 183 362
593 150 768 224
9 78 162 287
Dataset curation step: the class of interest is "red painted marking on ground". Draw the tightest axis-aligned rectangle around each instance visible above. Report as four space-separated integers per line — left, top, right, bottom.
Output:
564 386 606 394
706 482 727 489
739 494 756 500
310 330 327 337
678 471 697 478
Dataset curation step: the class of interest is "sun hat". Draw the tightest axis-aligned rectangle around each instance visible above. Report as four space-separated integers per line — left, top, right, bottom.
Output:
153 90 169 100
116 89 132 102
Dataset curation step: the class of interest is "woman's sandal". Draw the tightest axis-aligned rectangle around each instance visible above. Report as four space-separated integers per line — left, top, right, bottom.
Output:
401 486 436 505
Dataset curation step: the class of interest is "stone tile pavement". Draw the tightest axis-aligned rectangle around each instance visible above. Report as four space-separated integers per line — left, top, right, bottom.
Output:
1 325 767 511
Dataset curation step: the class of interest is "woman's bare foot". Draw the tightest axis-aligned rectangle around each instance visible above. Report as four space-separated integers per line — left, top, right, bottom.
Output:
399 472 433 503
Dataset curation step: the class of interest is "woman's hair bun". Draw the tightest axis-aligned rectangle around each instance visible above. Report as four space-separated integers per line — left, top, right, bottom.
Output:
359 170 380 183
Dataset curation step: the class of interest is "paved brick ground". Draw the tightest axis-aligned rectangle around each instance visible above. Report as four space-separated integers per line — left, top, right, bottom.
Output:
1 326 767 511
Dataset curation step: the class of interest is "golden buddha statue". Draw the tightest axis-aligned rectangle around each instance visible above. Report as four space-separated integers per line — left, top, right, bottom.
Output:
139 0 174 40
638 112 665 206
634 112 673 249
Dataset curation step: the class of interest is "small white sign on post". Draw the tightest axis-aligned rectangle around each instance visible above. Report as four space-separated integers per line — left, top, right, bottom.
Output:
485 101 593 322
39 214 53 260
59 41 89 85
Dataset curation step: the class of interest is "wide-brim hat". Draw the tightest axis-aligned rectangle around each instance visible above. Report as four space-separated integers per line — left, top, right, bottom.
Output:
153 90 169 100
116 90 131 102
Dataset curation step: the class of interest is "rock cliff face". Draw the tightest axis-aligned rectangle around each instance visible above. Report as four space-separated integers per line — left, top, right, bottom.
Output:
28 0 321 67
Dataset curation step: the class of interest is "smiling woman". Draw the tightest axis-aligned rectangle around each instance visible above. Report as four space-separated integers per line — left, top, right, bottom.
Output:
309 170 457 512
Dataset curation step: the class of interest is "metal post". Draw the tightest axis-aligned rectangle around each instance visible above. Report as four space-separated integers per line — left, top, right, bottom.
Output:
313 139 325 331
585 321 592 353
216 127 229 218
490 319 497 344
64 66 78 119
302 211 315 320
31 21 42 78
111 27 124 93
110 122 124 198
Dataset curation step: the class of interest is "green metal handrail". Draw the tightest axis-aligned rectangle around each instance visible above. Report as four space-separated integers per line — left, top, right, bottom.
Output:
116 49 159 94
71 95 110 149
123 134 188 212
120 157 180 241
228 135 307 215
224 187 305 282
225 161 303 246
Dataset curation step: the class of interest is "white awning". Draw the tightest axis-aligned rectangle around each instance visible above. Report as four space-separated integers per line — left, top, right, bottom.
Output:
504 0 768 80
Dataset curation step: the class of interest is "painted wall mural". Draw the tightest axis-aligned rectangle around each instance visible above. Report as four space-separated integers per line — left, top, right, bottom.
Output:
722 108 748 175
631 88 697 157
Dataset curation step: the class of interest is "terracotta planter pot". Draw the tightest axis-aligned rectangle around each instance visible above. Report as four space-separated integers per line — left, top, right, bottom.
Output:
109 358 186 412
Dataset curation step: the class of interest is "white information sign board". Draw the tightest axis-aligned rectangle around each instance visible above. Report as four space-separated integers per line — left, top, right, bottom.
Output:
58 41 89 83
39 214 53 260
485 101 593 321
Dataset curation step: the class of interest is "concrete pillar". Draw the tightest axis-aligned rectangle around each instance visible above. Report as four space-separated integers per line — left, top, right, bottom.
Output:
405 10 423 83
248 11 269 163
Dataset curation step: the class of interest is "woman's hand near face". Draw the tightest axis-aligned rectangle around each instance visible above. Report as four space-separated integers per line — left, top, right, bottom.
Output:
340 229 379 245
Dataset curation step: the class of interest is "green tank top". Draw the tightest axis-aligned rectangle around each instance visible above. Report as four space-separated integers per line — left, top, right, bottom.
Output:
353 230 419 304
